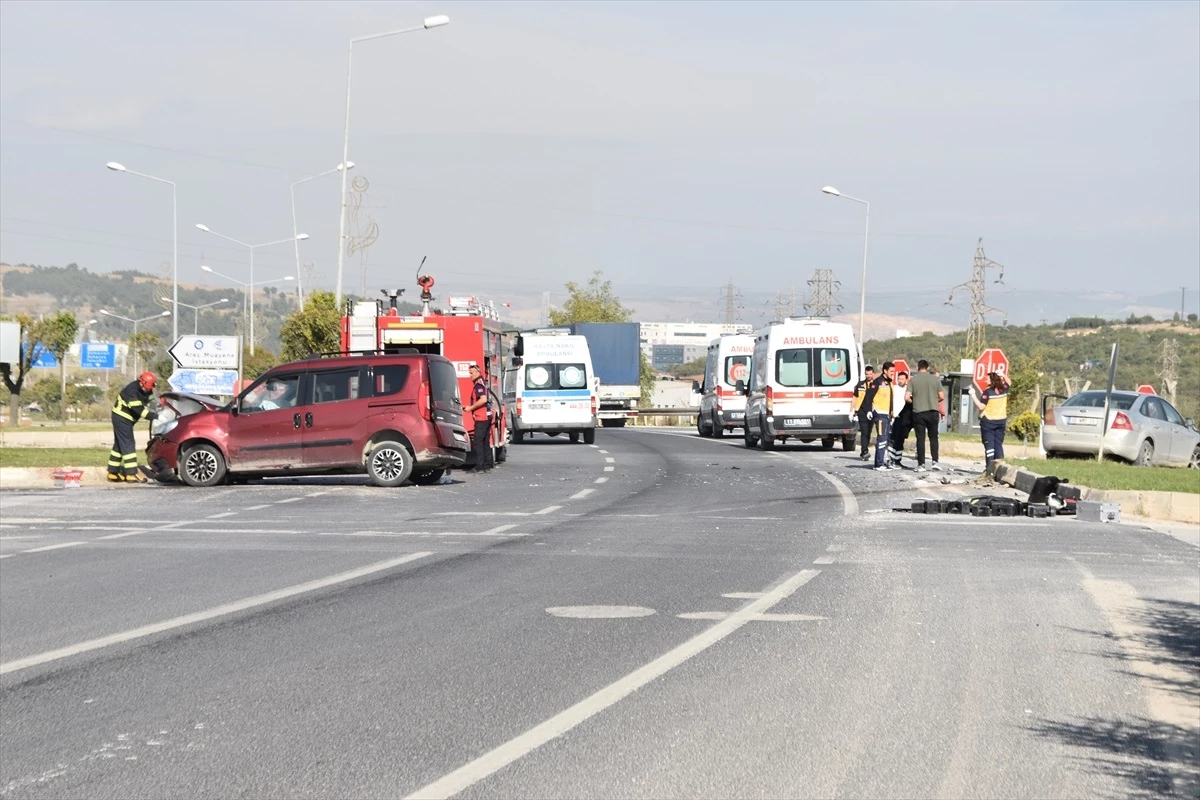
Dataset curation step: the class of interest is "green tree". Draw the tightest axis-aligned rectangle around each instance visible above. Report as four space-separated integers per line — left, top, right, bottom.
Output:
547 271 655 406
669 356 707 378
279 290 342 362
130 331 160 376
2 312 77 425
242 347 278 381
36 311 79 426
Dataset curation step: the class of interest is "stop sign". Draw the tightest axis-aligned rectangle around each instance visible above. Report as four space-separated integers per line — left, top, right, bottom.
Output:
1136 384 1156 394
974 348 1009 392
892 359 911 378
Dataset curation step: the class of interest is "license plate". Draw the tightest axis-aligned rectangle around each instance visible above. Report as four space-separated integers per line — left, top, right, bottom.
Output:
785 418 812 427
528 402 551 411
1067 417 1098 426
729 412 744 420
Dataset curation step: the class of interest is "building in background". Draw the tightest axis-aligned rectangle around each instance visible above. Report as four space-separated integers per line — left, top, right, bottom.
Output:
640 321 753 371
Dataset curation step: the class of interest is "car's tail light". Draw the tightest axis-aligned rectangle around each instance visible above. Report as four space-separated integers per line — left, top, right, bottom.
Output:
765 385 774 415
516 397 523 417
1044 407 1056 426
418 379 432 421
591 395 597 415
1111 411 1133 430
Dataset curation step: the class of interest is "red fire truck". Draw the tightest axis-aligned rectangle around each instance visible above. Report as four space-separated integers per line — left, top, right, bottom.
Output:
340 275 509 467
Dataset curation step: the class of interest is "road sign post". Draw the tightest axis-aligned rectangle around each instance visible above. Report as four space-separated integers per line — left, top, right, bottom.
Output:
973 348 1009 393
1136 384 1156 395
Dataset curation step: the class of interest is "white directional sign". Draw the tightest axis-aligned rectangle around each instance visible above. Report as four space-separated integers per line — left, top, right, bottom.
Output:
169 369 239 396
169 336 240 370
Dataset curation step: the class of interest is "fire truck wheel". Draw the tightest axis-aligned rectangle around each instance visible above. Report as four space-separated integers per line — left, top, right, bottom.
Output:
569 432 580 444
410 468 447 486
366 441 414 487
583 429 596 445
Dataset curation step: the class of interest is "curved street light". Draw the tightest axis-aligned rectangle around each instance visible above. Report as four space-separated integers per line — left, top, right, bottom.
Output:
821 185 870 344
106 162 179 342
292 162 354 305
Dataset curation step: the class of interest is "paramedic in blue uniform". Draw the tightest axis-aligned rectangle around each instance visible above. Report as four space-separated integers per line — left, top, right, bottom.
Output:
466 364 494 472
971 372 1009 475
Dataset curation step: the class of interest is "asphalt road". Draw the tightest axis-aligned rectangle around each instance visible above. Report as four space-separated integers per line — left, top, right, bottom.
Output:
1 428 1197 799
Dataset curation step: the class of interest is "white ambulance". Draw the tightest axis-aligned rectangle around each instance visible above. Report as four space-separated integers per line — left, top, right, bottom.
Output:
693 333 755 437
741 318 861 451
505 330 598 445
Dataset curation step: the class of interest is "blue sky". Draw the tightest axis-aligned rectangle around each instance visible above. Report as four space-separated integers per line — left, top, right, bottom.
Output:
1 0 1197 324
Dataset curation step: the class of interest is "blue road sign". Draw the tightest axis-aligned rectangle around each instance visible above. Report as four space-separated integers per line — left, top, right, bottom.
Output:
21 343 59 368
168 369 238 396
80 342 117 369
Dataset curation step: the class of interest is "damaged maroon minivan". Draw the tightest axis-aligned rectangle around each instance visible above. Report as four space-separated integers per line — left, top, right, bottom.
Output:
147 353 469 487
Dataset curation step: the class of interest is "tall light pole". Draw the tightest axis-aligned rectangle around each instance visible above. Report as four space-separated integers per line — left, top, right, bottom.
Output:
99 309 171 375
292 162 354 306
822 186 870 344
200 266 293 352
176 298 230 335
336 14 449 306
195 226 307 354
106 162 178 342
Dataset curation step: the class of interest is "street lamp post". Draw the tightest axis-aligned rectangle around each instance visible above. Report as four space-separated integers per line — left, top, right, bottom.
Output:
176 298 230 335
99 309 171 375
336 15 449 306
106 163 178 343
199 266 294 353
292 162 354 306
822 186 870 344
195 226 307 354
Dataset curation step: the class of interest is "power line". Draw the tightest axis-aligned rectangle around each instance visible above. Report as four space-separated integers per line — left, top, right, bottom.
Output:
946 237 1006 357
803 269 842 318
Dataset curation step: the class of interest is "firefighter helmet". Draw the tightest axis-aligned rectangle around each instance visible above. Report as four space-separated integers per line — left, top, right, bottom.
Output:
138 371 157 392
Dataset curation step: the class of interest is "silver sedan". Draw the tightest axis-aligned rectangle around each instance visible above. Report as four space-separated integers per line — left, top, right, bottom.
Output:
1042 391 1200 468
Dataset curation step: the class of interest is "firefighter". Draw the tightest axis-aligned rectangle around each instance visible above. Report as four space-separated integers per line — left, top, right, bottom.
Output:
108 371 158 483
465 364 494 473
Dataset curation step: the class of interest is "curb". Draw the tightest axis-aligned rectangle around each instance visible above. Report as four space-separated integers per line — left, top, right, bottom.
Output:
0 466 146 490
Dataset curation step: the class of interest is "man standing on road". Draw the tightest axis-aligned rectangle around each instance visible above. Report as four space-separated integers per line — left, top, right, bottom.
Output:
862 361 895 470
851 365 876 461
108 371 157 483
466 364 494 473
908 360 945 473
887 370 913 468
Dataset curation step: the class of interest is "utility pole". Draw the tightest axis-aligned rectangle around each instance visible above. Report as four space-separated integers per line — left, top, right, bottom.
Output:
1181 286 1187 322
719 280 742 325
803 269 842 318
1158 338 1180 405
947 238 1005 357
772 288 798 321
540 292 551 328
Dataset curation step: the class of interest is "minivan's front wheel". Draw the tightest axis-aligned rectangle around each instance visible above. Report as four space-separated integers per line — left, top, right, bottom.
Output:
367 441 414 487
180 443 227 487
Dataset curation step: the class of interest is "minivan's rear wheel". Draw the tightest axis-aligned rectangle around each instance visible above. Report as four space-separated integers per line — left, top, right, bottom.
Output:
569 432 580 444
821 437 835 450
367 441 414 487
583 429 596 445
744 422 759 449
1135 440 1154 467
712 414 725 438
758 418 775 451
410 468 447 486
842 435 856 452
180 443 226 487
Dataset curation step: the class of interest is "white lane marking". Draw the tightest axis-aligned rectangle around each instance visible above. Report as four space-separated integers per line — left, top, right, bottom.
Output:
16 542 85 554
814 471 858 517
594 477 609 484
97 521 191 541
604 457 615 463
19 542 86 554
435 512 532 517
69 526 145 532
588 444 599 449
569 489 595 500
208 512 237 519
480 524 518 536
826 544 845 552
604 466 614 472
598 450 609 454
306 491 330 498
404 569 820 800
140 528 302 535
0 554 12 560
722 592 765 599
275 497 304 504
698 516 783 521
813 556 836 565
676 611 827 622
243 504 271 511
0 518 62 524
0 552 434 676
546 605 656 619
535 505 562 515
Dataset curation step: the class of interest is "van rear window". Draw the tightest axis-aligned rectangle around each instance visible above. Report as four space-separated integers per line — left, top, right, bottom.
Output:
775 349 811 387
774 348 851 387
525 363 588 391
428 360 461 406
372 365 410 397
816 349 851 387
724 356 750 386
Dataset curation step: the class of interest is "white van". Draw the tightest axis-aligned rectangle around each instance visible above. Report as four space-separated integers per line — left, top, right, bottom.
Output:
741 318 861 451
693 333 754 437
506 331 598 445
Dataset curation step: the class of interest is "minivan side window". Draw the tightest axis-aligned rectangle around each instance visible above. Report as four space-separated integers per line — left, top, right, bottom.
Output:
816 349 850 387
372 364 411 397
775 349 811 387
241 373 301 413
311 368 362 405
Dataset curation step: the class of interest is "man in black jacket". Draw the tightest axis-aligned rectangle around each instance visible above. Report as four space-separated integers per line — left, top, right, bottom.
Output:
851 365 876 460
108 371 157 483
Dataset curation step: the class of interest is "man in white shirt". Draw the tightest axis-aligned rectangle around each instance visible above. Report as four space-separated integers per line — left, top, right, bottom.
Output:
887 370 913 468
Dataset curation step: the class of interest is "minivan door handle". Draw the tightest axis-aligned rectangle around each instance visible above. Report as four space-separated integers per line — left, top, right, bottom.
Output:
293 413 302 429
305 412 314 428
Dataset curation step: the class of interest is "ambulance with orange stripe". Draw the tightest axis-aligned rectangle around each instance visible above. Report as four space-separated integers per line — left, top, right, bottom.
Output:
741 319 861 451
694 333 754 437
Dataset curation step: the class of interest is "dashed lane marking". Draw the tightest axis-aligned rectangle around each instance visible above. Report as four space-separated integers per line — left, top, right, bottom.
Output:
274 497 304 504
604 466 614 472
722 592 765 599
96 521 191 541
588 444 600 449
604 457 615 463
404 569 821 800
208 512 237 519
0 552 435 676
594 477 609 484
598 450 609 454
480 524 519 536
677 611 827 622
813 556 836 565
243 504 271 511
569 489 595 500
535 505 563 515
